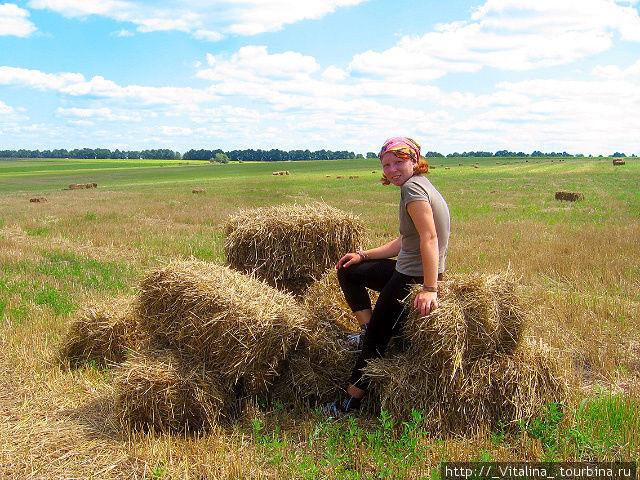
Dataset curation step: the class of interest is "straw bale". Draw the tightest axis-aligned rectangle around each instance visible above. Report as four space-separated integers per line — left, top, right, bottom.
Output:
364 340 567 433
59 296 139 368
29 197 47 203
192 188 205 194
612 158 625 166
402 272 528 377
555 191 584 202
349 175 359 179
135 260 309 394
113 349 229 433
224 203 365 293
269 269 366 403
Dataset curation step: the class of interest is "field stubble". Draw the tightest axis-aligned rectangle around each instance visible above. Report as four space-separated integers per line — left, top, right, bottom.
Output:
0 157 639 478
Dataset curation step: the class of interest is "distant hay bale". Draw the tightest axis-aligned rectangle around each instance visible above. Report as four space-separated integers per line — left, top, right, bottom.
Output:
192 188 205 194
402 272 528 377
613 158 625 166
224 203 365 292
325 175 331 178
555 191 584 202
365 340 567 432
272 171 291 176
113 349 229 433
336 175 344 179
349 175 359 179
371 170 377 174
474 165 480 169
63 183 97 191
445 167 451 170
135 260 308 394
59 297 139 368
29 197 47 203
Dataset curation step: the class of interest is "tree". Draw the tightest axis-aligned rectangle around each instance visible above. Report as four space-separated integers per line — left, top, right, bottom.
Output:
214 152 230 164
366 152 377 158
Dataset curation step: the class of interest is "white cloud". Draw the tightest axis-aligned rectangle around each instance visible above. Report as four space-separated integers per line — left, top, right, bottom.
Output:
0 66 216 105
56 106 142 121
592 59 640 79
160 126 193 136
0 3 37 37
322 66 347 81
350 0 640 81
199 46 320 82
27 0 369 38
112 28 133 37
193 29 224 42
0 99 15 114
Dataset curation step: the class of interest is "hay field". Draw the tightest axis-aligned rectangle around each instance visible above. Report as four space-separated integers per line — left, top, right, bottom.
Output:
1 156 639 478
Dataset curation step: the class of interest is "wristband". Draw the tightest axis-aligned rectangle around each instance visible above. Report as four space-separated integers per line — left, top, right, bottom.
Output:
422 285 437 292
356 249 368 261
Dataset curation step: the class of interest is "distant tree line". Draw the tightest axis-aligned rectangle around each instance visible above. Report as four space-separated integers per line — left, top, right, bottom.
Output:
0 148 181 160
0 147 636 160
183 148 359 162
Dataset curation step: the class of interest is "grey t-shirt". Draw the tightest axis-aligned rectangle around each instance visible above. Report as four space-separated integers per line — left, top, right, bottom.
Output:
396 175 450 276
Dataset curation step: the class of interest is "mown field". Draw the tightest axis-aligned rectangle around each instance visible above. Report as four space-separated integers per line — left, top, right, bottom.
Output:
0 156 639 479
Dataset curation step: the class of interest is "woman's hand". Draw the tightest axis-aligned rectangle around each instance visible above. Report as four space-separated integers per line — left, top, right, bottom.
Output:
414 290 438 316
336 252 362 269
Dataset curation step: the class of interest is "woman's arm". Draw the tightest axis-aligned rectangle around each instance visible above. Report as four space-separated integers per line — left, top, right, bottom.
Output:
336 236 402 269
406 200 439 315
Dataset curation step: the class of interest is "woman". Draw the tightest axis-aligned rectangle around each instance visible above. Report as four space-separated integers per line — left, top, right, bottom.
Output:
325 137 450 417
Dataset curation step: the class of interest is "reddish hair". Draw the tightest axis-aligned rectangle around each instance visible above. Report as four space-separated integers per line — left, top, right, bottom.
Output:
380 158 429 185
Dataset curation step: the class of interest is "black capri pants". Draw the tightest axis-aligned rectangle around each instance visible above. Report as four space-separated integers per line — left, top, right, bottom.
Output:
337 259 423 391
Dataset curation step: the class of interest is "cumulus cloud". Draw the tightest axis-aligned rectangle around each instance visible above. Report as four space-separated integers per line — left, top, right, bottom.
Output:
0 99 15 114
350 0 640 81
27 0 369 38
0 66 216 105
0 3 37 37
56 106 142 121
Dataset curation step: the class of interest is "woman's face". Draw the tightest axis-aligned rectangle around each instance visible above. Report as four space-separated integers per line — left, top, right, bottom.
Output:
381 152 415 186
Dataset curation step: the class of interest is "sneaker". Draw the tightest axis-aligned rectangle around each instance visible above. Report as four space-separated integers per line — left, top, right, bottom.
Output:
338 324 367 352
322 395 362 419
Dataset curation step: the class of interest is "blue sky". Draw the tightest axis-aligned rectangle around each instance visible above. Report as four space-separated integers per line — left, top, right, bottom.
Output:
1 0 639 155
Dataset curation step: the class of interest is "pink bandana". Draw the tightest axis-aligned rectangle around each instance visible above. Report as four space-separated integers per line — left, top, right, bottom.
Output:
379 137 421 162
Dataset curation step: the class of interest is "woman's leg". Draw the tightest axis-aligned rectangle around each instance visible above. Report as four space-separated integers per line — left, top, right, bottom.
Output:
347 270 423 396
337 258 397 322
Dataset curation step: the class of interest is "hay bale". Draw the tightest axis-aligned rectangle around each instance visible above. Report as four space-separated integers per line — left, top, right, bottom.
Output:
113 349 229 433
336 175 344 179
365 340 567 433
613 158 625 166
135 260 308 394
224 203 364 292
29 197 47 203
349 175 359 179
371 170 377 174
325 175 331 178
402 272 528 377
59 297 139 368
271 271 360 403
555 191 584 202
192 188 205 194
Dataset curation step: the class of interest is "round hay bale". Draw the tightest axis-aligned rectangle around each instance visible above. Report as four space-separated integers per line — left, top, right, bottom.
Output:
555 191 584 202
113 349 229 433
336 175 344 179
349 175 359 179
224 203 365 293
192 188 205 194
134 260 309 394
59 296 139 368
612 158 625 166
29 197 47 203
